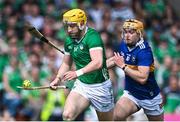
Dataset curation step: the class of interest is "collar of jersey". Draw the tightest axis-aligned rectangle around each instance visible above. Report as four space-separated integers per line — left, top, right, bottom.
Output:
126 38 144 52
135 38 144 47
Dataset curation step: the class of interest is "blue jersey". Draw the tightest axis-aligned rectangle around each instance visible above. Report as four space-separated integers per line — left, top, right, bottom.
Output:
118 39 160 100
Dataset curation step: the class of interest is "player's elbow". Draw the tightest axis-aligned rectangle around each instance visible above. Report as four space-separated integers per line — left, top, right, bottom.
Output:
97 62 103 69
138 70 149 85
95 60 103 69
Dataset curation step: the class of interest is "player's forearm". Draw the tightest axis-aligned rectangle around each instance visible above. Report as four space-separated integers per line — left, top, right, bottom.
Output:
124 67 148 84
106 57 115 69
56 62 70 80
80 60 102 75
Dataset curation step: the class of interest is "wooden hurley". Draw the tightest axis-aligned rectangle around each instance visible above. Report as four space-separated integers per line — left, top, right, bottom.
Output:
17 85 68 90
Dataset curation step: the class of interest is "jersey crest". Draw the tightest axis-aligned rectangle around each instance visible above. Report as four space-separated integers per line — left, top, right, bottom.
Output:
80 43 84 50
68 45 73 50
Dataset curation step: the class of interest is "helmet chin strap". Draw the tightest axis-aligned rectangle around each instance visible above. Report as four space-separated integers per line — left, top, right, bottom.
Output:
78 23 85 30
78 20 87 30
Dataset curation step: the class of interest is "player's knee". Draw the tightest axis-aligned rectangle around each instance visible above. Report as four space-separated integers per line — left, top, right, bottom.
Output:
63 110 75 121
113 112 127 121
113 107 128 121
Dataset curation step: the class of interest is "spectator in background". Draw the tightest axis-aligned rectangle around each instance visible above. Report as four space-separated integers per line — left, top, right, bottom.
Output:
111 0 135 21
175 40 180 58
144 0 165 19
88 0 107 30
40 88 66 121
2 57 23 117
22 51 49 83
24 4 44 30
0 38 9 86
21 66 44 120
162 74 180 113
156 55 173 88
101 8 115 33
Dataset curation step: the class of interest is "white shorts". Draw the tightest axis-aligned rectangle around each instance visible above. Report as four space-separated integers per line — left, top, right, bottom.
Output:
72 79 114 112
122 90 164 116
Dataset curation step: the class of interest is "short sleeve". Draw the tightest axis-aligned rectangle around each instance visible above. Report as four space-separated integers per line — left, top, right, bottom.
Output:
137 48 154 66
87 31 103 49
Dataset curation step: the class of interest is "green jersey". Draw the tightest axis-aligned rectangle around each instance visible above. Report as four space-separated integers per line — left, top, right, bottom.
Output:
64 27 109 84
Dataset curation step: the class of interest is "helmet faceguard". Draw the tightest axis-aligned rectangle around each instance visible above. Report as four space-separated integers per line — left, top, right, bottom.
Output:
122 19 144 38
63 9 87 30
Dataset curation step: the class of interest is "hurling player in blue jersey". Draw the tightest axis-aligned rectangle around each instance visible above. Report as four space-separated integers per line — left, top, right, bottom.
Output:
107 19 163 121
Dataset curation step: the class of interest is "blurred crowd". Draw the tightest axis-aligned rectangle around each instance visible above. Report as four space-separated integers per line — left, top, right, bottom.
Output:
0 0 179 121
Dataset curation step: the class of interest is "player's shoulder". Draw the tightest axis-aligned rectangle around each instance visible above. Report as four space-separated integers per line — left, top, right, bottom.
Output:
87 27 99 35
86 27 102 43
136 39 150 50
65 37 73 46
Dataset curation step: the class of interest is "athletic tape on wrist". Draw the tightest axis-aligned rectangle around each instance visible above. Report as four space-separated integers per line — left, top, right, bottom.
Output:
75 69 84 77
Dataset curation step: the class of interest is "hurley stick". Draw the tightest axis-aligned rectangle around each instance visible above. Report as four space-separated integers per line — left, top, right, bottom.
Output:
17 85 68 90
25 23 64 54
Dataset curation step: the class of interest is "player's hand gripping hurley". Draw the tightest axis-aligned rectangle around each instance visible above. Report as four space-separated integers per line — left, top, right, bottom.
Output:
17 80 68 90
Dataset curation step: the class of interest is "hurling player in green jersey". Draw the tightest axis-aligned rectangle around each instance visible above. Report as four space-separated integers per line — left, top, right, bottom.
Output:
50 9 114 121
